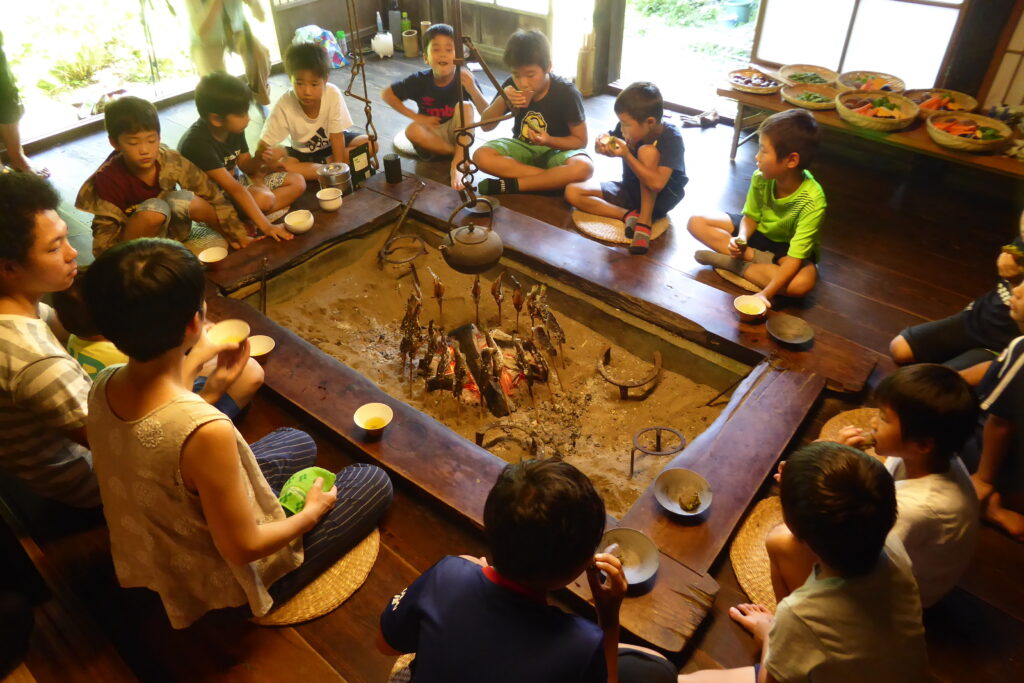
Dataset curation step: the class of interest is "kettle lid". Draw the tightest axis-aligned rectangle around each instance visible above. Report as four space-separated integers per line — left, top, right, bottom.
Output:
452 223 490 245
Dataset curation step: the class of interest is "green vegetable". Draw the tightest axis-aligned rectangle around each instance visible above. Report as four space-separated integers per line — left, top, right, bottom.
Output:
979 127 1002 140
798 91 831 103
789 72 827 84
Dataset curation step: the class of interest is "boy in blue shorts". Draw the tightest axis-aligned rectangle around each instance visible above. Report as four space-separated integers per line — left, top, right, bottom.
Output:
377 459 676 683
178 71 306 242
688 109 824 305
565 81 687 255
257 42 369 182
382 23 488 190
473 30 593 195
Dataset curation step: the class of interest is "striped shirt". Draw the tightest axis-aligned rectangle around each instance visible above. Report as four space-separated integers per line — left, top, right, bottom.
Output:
0 303 99 507
979 335 1024 417
742 169 827 261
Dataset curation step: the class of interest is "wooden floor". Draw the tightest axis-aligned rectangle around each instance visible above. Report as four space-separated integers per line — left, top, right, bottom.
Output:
10 55 1024 681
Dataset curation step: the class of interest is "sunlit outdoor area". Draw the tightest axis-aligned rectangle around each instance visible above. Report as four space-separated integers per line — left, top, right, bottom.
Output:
5 0 279 141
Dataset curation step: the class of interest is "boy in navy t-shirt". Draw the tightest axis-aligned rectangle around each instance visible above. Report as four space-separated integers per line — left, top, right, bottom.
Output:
473 30 593 195
566 82 687 255
382 24 488 190
377 459 677 683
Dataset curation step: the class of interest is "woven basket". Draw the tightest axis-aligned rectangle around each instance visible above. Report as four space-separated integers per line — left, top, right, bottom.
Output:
836 90 918 131
728 68 782 95
781 84 838 110
926 112 1013 153
837 70 905 94
729 496 783 611
904 88 979 120
779 64 838 87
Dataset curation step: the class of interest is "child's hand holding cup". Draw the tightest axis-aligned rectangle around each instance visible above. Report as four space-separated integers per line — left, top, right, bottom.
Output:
503 85 530 109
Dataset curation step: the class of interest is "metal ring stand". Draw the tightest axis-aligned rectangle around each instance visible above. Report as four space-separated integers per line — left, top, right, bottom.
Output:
629 426 686 479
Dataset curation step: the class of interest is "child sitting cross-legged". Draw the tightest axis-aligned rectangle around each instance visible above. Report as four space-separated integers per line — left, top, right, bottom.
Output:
565 81 688 255
472 30 593 195
768 364 979 609
83 238 393 628
378 458 677 683
682 443 928 683
76 96 251 257
381 23 488 190
178 71 306 242
52 272 263 420
688 109 824 307
256 42 369 182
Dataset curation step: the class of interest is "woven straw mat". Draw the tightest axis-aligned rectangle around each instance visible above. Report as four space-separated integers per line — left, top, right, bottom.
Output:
388 653 416 683
571 209 671 245
253 528 380 626
819 408 881 461
714 268 761 293
183 223 228 255
729 496 783 611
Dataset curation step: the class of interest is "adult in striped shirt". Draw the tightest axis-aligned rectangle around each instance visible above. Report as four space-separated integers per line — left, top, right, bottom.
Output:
0 172 98 507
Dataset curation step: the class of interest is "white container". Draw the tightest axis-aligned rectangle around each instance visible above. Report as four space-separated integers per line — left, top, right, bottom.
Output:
316 187 343 212
284 209 314 234
248 335 276 358
197 246 227 265
654 468 713 516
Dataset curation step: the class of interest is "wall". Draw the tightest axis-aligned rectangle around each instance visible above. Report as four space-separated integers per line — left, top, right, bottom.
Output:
270 0 379 55
944 0 1017 99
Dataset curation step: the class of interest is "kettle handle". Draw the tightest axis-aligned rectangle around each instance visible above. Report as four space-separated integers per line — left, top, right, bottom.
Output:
446 191 496 230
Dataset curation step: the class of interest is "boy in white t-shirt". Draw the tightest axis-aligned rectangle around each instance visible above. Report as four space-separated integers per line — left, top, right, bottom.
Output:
256 42 369 181
767 364 979 609
681 443 928 683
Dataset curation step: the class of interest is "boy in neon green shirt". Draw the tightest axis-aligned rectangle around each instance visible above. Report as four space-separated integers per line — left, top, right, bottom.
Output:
687 109 825 305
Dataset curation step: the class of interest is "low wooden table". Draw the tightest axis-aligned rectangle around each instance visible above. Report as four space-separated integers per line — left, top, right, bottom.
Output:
718 88 1024 180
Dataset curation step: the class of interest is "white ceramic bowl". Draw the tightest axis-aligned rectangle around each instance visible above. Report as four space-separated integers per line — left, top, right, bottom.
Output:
207 319 250 345
354 402 394 435
316 187 343 212
600 527 660 585
198 246 227 265
248 334 276 358
284 209 315 234
654 468 713 516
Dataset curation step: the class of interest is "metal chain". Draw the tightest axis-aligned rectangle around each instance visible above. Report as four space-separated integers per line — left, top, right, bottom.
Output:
343 0 380 171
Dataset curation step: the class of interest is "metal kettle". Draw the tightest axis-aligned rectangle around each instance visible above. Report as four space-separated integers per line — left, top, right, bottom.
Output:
439 222 503 274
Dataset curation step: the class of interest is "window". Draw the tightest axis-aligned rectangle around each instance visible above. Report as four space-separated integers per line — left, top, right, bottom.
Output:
753 0 969 87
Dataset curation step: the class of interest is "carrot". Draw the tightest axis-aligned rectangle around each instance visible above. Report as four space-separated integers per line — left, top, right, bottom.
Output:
920 96 944 110
852 103 875 116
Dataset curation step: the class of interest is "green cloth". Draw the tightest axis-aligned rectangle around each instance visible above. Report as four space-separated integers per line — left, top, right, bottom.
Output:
482 137 588 170
67 335 128 378
742 169 826 261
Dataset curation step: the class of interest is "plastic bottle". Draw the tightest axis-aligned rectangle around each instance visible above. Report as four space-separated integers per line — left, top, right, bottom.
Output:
401 12 412 32
376 11 384 33
335 30 349 64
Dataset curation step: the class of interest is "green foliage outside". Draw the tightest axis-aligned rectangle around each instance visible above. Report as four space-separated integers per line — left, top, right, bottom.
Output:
630 0 721 27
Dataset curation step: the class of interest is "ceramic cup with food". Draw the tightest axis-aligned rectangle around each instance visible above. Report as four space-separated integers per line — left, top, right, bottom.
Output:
316 187 343 212
654 468 712 517
599 527 659 586
284 209 315 234
207 319 250 345
247 334 276 361
734 294 767 323
198 246 227 267
354 402 394 440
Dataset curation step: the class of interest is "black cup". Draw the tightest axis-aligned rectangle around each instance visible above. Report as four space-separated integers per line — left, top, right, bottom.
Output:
384 154 403 184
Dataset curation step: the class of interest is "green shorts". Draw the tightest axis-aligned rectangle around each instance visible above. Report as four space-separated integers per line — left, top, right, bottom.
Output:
482 137 589 169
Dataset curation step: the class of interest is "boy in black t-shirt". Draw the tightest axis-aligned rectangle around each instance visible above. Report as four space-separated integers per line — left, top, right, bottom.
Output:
377 459 677 683
566 82 687 255
473 30 593 195
382 24 488 190
891 226 1024 370
178 72 306 242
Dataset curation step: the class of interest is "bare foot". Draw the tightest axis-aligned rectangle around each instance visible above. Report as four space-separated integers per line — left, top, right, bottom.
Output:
729 603 773 643
983 492 1024 542
6 150 50 178
971 473 995 503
